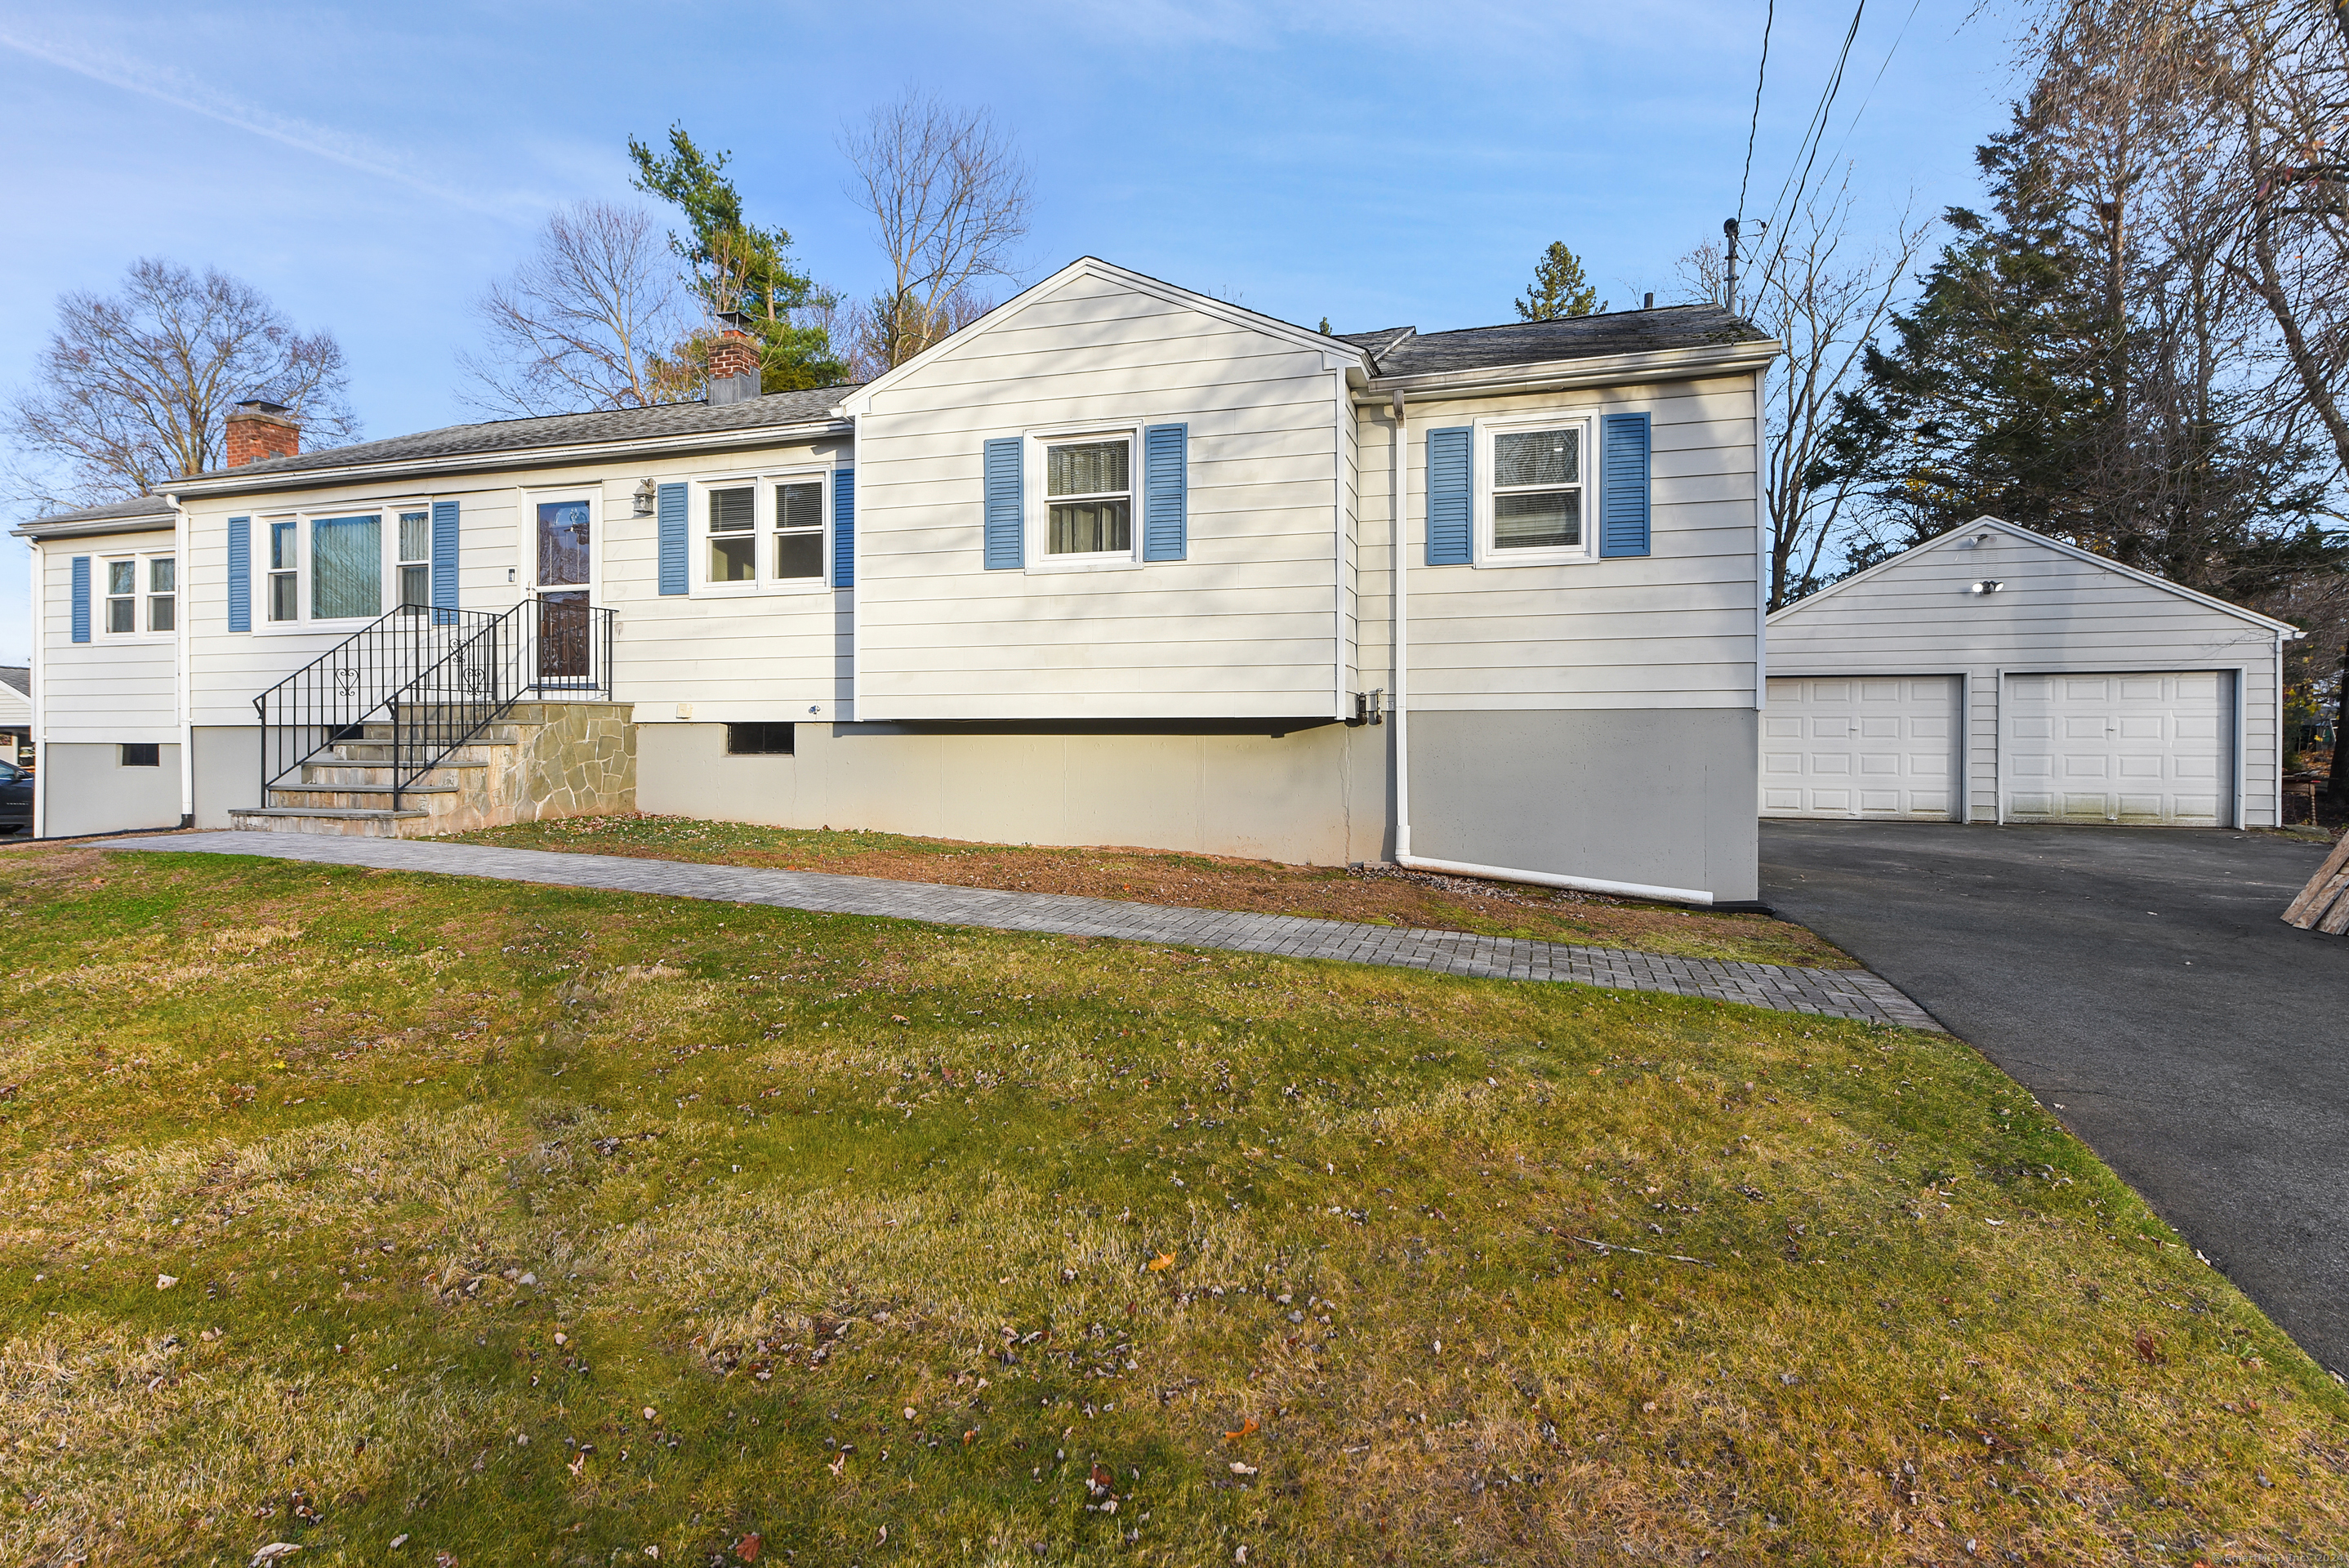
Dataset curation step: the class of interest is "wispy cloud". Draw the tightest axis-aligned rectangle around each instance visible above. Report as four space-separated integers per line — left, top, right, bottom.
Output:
0 21 533 219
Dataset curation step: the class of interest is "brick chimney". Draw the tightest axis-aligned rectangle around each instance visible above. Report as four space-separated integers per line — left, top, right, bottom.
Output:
224 399 300 467
707 314 763 406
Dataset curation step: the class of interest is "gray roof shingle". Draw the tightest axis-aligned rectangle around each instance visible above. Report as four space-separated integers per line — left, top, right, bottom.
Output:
1347 305 1767 379
15 492 177 538
188 384 859 485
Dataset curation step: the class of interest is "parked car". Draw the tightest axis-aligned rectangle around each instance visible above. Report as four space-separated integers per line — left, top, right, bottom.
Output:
0 760 31 831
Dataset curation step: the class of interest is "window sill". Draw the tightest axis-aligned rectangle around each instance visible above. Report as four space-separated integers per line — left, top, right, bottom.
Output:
1472 549 1601 568
687 581 835 600
252 617 386 636
1024 555 1147 576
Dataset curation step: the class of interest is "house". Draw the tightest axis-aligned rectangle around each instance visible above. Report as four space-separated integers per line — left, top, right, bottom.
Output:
0 666 29 764
1762 516 2299 828
18 257 1779 903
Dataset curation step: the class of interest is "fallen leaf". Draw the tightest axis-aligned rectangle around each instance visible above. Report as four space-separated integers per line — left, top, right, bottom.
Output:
891 1015 910 1024
566 1453 585 1478
734 1535 760 1562
1147 1253 1174 1272
1229 1462 1259 1477
251 1548 301 1567
642 1406 658 1423
826 1452 846 1477
1223 1417 1259 1441
157 1275 180 1291
389 1537 408 1551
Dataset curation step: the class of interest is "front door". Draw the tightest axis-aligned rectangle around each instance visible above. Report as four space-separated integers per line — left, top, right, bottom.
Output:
535 499 592 683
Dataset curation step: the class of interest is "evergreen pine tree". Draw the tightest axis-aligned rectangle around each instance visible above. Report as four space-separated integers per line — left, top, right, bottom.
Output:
1513 243 1598 322
628 125 847 393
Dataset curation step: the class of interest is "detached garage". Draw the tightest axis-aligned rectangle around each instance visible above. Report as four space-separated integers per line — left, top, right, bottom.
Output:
1763 516 2298 829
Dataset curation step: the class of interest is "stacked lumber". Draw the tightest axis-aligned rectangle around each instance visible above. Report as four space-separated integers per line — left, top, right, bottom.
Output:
2284 833 2349 933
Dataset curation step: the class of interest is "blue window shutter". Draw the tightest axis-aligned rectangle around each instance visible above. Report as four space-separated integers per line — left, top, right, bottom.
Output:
1599 412 1651 557
831 468 855 587
430 499 460 613
657 482 689 595
1425 427 1472 566
226 518 252 632
983 437 1024 569
1142 423 1188 562
70 555 91 643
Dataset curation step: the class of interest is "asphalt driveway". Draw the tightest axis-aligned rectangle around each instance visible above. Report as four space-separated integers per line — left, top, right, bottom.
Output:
1760 820 2349 1376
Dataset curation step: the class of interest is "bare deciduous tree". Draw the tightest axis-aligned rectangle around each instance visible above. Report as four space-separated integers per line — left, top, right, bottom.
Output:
5 258 358 509
1684 182 1932 608
459 201 689 416
840 92 1032 369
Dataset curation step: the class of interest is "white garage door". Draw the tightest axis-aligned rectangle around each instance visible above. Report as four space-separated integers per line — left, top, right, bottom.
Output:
1762 676 1959 820
2004 671 2230 826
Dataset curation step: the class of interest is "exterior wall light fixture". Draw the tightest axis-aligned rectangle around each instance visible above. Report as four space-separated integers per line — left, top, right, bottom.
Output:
633 479 657 517
1969 579 2004 595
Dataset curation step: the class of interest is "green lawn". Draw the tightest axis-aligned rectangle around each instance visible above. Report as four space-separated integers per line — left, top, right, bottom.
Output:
3 845 2343 1567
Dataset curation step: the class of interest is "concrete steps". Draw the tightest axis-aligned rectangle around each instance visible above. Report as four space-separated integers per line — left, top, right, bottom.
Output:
230 702 635 838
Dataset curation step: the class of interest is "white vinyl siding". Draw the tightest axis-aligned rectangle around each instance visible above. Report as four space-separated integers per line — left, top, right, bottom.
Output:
179 439 852 729
851 271 1349 720
1767 523 2287 827
40 529 181 743
1353 375 1762 712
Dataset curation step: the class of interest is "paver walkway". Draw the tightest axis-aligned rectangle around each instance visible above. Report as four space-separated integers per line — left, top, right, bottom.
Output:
111 831 1940 1031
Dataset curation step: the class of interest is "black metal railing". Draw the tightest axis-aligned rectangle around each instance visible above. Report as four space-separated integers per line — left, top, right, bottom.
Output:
254 598 616 810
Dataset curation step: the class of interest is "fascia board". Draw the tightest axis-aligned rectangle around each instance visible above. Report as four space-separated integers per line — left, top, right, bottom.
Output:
163 419 854 500
1767 514 2302 635
1362 340 1781 398
834 256 1369 416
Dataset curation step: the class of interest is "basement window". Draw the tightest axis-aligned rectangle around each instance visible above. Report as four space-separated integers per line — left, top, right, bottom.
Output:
120 743 160 768
724 722 796 756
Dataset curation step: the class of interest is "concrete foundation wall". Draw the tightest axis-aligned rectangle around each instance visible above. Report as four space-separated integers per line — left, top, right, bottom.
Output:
640 720 1394 866
640 708 1758 902
38 742 183 838
1407 708 1761 902
191 727 262 830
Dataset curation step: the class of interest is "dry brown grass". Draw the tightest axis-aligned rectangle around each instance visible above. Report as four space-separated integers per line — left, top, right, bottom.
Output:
448 813 1856 969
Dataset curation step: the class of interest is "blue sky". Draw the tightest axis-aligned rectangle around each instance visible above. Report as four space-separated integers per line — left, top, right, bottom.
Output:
0 0 2022 662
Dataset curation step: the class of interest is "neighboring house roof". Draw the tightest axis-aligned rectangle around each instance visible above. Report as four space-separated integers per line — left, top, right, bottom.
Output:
0 670 26 729
170 384 861 494
0 667 26 697
14 493 176 541
1767 514 2302 636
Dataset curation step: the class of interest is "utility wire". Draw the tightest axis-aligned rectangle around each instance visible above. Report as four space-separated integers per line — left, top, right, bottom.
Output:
1737 0 1776 222
1821 0 1927 177
1749 0 1870 296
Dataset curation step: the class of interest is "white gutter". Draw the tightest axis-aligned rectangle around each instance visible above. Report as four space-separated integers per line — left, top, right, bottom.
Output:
1384 387 1718 907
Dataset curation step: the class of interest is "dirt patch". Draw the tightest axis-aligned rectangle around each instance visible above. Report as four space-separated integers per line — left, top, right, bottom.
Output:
449 814 1857 969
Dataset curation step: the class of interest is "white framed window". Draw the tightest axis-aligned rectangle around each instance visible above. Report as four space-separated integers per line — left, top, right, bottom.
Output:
1474 413 1595 566
397 509 432 607
1020 427 1140 569
98 550 176 639
693 470 830 594
254 501 436 631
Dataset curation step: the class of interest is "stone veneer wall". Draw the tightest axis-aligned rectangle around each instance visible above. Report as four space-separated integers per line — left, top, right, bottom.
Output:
507 703 635 822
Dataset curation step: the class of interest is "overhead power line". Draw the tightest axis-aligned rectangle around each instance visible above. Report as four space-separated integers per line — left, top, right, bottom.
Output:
1737 0 1776 223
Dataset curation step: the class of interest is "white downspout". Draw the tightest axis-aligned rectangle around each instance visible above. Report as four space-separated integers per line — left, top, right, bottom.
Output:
1384 388 1717 906
1391 390 1410 862
172 495 193 827
28 541 43 840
